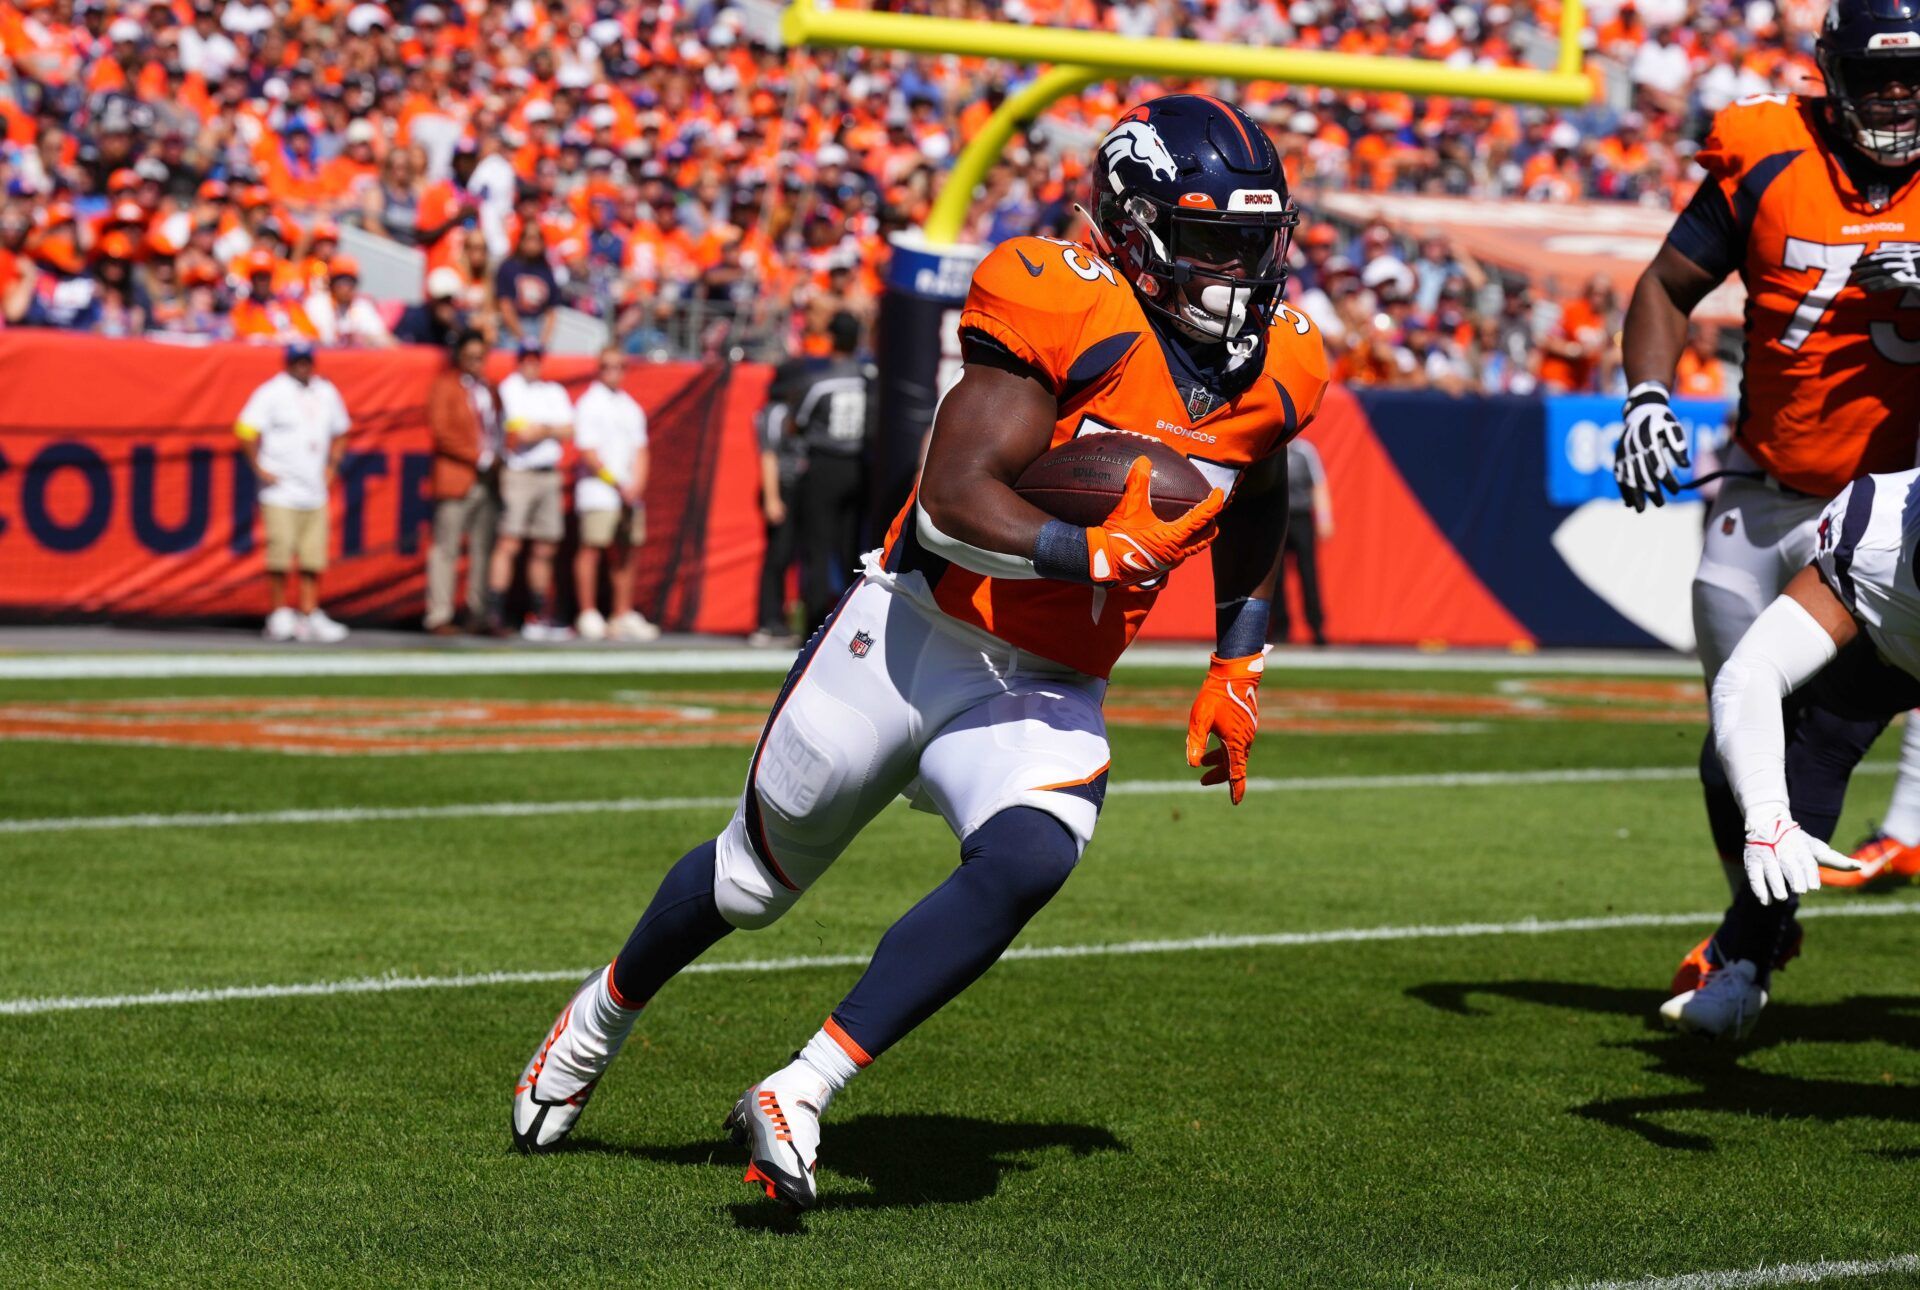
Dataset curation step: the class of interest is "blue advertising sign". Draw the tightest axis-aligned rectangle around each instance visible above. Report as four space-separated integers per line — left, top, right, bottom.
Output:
1543 394 1733 506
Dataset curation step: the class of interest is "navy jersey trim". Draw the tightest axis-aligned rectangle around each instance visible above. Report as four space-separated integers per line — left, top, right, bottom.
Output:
1666 149 1800 281
960 326 1053 391
1059 331 1140 407
1831 475 1877 614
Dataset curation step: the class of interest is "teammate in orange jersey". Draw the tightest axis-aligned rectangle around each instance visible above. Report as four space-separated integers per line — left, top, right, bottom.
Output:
1617 0 1920 1038
510 94 1327 1205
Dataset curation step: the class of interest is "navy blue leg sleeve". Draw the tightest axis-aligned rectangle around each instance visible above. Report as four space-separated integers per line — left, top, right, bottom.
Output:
830 807 1079 1061
609 839 733 1008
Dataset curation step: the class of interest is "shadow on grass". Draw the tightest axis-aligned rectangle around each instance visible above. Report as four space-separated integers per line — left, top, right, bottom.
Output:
1406 979 1920 1152
568 1112 1127 1229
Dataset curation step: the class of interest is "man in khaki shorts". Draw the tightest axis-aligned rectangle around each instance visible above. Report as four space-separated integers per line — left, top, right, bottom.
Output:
235 342 351 642
571 348 659 642
489 339 573 639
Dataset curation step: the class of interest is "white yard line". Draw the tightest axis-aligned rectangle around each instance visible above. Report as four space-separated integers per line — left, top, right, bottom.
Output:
4 762 1848 836
4 900 1917 1019
1575 1253 1920 1290
0 646 1702 681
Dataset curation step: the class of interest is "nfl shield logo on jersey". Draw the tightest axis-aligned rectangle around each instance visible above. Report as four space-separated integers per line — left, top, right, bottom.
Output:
849 630 874 658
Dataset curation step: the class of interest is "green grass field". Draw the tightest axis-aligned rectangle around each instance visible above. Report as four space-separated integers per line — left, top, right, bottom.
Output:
5 659 1920 1287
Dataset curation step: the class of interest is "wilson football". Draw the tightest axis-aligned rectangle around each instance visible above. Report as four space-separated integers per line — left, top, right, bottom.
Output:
1013 431 1213 525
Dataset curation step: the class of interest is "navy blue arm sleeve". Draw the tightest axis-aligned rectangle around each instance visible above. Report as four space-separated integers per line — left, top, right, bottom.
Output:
1665 179 1741 283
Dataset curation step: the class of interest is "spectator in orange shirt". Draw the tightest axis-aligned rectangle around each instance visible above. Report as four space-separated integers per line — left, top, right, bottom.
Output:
1538 274 1619 394
1675 323 1730 399
231 249 318 343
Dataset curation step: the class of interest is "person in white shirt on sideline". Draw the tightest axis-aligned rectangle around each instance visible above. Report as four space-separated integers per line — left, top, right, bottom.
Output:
571 347 660 642
1659 468 1920 1040
305 255 394 348
234 342 352 642
490 339 574 639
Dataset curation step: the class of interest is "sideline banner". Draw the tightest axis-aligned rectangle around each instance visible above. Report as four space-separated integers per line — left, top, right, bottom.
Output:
0 330 1704 650
1543 393 1732 507
0 331 768 632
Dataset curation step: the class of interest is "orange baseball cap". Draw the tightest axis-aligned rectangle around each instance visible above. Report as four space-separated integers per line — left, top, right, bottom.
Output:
243 247 277 275
240 185 273 209
309 219 341 242
97 229 138 260
328 254 361 278
108 168 141 193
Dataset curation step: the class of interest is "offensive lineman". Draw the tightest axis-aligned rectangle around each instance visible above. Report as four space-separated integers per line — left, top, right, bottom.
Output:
509 94 1328 1207
1614 0 1920 1035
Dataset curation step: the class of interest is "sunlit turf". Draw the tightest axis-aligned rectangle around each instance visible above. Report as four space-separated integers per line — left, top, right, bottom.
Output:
3 664 1917 1286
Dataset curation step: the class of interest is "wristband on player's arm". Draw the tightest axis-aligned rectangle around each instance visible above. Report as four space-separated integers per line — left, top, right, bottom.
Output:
1214 596 1270 659
1031 520 1093 583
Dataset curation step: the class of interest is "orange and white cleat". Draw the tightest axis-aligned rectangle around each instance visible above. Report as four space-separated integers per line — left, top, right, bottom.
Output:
512 971 634 1154
724 1062 829 1209
1821 832 1920 888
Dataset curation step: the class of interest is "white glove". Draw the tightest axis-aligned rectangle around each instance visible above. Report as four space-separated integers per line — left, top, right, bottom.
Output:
1852 242 1920 294
1614 381 1689 512
1742 811 1859 905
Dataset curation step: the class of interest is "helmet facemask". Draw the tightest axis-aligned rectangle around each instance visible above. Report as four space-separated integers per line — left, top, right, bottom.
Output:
1101 190 1296 342
1821 47 1920 166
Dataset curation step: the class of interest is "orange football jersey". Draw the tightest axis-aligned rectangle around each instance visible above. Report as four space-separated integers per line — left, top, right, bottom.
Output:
1685 94 1920 495
877 235 1329 678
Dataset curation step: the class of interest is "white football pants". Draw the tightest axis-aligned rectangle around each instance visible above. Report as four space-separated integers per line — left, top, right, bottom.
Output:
710 576 1112 930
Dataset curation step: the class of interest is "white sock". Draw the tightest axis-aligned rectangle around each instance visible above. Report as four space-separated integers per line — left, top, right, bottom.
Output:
1880 718 1920 847
546 969 640 1090
792 1025 865 1112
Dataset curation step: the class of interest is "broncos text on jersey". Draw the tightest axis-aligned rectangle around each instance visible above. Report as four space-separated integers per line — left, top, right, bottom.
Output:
1673 93 1920 497
875 234 1329 679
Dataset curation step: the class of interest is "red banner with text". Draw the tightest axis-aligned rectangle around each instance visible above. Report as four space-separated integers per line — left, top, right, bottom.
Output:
0 331 770 633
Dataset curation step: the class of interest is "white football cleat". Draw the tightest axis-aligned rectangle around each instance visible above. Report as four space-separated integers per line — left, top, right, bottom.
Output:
299 609 349 643
1659 957 1767 1040
512 973 628 1154
264 606 300 641
610 610 661 643
724 1062 829 1209
575 609 608 641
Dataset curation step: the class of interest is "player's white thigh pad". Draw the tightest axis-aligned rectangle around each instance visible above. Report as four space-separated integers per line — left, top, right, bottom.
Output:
918 682 1110 854
714 806 795 930
739 579 925 902
756 687 878 847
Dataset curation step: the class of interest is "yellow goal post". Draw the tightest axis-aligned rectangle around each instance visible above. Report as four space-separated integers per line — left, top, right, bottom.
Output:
782 0 1592 244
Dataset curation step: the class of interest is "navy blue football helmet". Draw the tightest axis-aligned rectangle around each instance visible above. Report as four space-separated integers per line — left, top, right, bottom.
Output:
1818 0 1920 165
1087 93 1298 343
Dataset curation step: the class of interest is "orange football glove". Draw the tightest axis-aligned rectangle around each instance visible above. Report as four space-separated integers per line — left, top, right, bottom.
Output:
1186 649 1265 805
1085 457 1224 586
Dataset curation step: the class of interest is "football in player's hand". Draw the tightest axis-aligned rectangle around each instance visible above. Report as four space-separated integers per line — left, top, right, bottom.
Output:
1014 432 1212 525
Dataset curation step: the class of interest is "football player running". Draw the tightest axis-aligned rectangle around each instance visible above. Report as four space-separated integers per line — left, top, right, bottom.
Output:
1617 0 1920 1036
1683 468 1920 1037
510 94 1328 1205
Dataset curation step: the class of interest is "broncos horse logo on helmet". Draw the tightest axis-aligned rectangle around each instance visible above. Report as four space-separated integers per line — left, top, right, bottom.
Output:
1088 93 1299 343
1100 120 1180 183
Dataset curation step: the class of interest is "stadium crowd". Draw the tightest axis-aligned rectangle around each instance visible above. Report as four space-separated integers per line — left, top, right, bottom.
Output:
0 0 1799 392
